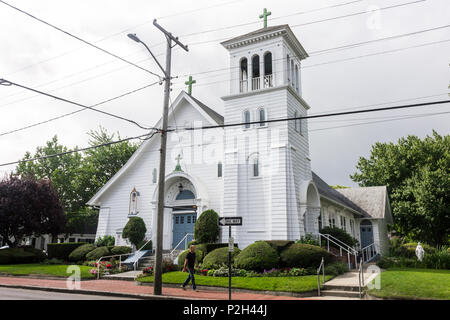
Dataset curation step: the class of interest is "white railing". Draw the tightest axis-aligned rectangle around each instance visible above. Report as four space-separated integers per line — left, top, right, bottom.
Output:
263 74 273 88
133 238 153 271
170 233 194 259
318 233 358 270
358 259 364 299
317 257 325 296
252 77 260 90
361 243 377 263
239 80 248 93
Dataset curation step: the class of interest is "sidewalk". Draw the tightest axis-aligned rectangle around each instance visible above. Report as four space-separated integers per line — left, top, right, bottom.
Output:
0 276 315 300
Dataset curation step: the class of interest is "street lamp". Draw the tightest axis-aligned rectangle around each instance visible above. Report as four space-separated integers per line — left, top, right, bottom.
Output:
127 33 165 82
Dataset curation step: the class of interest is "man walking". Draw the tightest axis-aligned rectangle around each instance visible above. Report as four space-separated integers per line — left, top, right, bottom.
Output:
182 245 198 291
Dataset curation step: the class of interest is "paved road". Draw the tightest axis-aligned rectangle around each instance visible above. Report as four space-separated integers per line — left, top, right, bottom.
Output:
0 287 137 300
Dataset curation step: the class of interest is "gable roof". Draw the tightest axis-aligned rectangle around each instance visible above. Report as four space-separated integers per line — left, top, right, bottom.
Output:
312 172 367 217
86 91 223 206
337 187 393 223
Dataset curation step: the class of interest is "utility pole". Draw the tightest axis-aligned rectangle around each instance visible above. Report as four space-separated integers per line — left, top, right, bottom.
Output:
127 20 188 296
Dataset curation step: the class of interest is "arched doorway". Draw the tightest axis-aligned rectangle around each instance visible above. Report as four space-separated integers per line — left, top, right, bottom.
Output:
303 182 321 235
360 219 374 248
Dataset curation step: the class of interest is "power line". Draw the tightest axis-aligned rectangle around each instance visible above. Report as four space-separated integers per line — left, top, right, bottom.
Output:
0 132 157 168
0 0 163 80
0 81 161 137
166 100 450 132
0 79 157 131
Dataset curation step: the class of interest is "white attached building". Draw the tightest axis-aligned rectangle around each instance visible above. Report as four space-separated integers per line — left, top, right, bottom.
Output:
87 24 392 257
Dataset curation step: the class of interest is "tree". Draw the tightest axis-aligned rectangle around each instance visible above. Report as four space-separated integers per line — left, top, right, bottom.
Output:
0 175 65 247
351 131 449 246
194 209 220 243
122 217 147 249
15 127 139 235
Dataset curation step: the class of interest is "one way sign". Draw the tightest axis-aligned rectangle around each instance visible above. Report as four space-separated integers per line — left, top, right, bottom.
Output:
218 216 243 226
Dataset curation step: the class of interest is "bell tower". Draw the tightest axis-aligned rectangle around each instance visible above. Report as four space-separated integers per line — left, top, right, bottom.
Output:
220 15 314 247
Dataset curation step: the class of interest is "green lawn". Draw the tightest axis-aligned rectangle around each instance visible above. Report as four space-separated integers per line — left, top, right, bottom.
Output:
137 271 333 293
367 268 450 300
0 264 95 279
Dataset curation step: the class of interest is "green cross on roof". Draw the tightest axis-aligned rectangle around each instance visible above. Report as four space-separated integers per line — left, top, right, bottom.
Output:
174 154 183 172
259 8 271 28
185 75 196 95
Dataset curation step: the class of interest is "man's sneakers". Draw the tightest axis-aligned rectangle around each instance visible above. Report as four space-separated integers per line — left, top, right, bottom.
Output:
181 285 186 291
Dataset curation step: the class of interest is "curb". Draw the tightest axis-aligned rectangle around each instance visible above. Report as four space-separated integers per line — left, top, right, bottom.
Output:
135 280 319 298
0 283 196 300
0 273 96 281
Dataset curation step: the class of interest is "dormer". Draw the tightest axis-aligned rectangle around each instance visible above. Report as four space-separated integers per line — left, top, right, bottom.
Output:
221 24 309 97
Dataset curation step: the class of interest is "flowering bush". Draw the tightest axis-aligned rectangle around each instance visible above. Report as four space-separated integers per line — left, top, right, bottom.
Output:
201 269 208 276
204 267 309 277
143 266 153 275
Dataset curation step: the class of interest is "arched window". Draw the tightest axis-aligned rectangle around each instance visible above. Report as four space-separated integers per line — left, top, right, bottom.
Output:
243 110 251 129
253 157 259 177
263 52 273 88
152 168 157 183
217 161 223 177
240 58 248 93
291 60 295 89
252 55 260 90
259 108 266 127
286 54 291 83
129 187 140 216
175 189 195 200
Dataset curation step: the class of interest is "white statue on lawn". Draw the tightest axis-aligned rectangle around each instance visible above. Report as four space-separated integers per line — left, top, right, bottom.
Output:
415 242 424 262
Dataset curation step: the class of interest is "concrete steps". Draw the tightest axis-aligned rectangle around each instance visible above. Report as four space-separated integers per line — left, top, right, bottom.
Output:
321 285 362 299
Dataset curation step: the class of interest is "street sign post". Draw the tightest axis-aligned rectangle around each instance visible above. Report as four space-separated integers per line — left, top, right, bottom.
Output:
218 216 242 300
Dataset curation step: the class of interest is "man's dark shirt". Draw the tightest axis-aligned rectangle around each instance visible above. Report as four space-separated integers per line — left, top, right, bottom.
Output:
185 251 196 269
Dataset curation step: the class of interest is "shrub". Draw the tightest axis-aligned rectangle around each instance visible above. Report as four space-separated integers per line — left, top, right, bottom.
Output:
110 246 132 256
194 210 220 243
280 243 333 268
122 217 147 248
234 241 279 271
95 235 115 247
324 262 348 277
296 234 320 246
207 266 247 277
44 258 64 265
319 226 359 248
46 243 84 260
202 247 241 269
86 246 111 260
422 248 450 269
0 247 46 264
68 244 96 262
177 249 204 266
264 240 294 256
136 239 152 251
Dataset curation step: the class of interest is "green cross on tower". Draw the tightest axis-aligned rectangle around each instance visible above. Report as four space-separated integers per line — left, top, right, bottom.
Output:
259 8 271 28
174 154 183 172
185 75 196 95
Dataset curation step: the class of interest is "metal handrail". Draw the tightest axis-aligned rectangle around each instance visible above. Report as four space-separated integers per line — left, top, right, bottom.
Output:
133 238 153 271
96 252 133 279
170 233 194 258
358 259 363 298
317 257 325 296
319 233 358 270
319 233 358 254
361 243 377 263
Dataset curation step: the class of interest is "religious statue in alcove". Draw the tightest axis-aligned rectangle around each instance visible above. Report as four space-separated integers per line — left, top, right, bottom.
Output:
129 187 140 216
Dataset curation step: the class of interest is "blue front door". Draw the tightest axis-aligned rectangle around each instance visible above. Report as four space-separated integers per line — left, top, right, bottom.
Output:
360 220 374 248
172 213 196 249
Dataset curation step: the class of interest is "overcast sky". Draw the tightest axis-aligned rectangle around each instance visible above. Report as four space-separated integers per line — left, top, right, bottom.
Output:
0 0 449 186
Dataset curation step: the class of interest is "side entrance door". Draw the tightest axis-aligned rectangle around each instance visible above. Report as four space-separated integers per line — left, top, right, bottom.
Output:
172 213 197 249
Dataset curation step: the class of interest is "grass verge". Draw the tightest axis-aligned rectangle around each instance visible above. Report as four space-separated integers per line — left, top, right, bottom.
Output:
136 271 333 293
367 268 450 300
0 263 95 279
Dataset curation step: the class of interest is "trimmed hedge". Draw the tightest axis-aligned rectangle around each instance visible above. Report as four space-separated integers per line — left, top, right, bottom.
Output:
68 244 96 262
319 226 358 247
86 246 111 260
177 249 204 266
110 246 132 256
264 240 294 255
202 247 241 269
47 243 84 260
234 241 279 271
397 242 436 258
0 247 46 265
280 243 333 268
194 210 220 243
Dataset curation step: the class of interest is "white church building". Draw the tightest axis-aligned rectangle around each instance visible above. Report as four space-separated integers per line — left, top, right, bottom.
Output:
87 24 392 256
